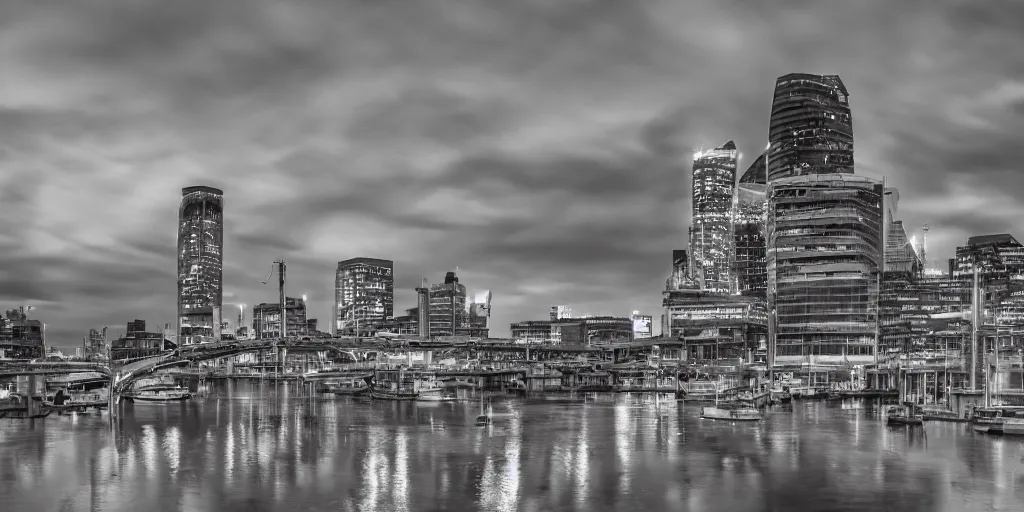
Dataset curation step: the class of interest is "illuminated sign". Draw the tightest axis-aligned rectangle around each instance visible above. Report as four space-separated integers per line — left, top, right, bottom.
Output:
632 314 653 339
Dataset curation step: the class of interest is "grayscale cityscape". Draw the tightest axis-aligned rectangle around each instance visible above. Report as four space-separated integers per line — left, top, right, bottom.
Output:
2 1 1024 511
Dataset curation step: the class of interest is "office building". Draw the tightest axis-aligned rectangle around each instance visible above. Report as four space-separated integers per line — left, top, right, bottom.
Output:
690 140 738 293
334 257 394 336
428 271 467 337
177 185 224 345
253 297 308 339
766 74 853 182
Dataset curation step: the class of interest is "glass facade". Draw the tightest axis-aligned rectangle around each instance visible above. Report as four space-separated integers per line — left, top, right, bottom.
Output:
691 140 737 293
767 174 884 366
334 257 394 335
766 74 853 182
177 186 223 344
733 183 768 300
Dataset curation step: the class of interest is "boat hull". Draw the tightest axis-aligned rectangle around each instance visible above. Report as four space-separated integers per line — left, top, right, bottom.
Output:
132 393 192 403
887 416 924 426
996 419 1024 436
369 389 418 401
700 406 762 421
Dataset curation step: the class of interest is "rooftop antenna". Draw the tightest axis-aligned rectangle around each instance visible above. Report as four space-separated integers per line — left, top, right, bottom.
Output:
922 223 930 269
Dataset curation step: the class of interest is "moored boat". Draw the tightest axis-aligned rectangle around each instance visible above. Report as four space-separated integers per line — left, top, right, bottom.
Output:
700 404 762 422
129 385 192 403
328 377 369 396
886 403 924 426
992 417 1024 436
969 407 1002 433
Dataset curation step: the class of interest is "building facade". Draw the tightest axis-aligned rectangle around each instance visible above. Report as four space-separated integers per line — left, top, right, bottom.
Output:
334 257 394 336
253 297 308 339
662 286 768 362
467 290 492 337
766 74 853 182
733 182 768 299
690 140 738 293
110 320 175 361
428 271 467 337
0 307 44 360
177 185 224 345
767 174 884 366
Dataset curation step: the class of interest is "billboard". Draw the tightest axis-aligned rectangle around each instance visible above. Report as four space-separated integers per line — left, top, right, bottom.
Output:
631 313 653 339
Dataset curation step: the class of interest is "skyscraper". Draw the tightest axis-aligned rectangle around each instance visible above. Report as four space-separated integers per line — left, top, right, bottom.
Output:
691 140 738 293
177 186 224 345
429 271 467 337
765 74 883 367
335 258 394 336
766 74 853 182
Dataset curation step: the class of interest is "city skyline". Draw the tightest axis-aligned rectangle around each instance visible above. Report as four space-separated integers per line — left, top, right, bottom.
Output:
2 1 1023 348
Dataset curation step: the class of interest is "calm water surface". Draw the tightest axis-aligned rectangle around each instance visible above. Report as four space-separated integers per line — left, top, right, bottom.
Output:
3 381 1024 511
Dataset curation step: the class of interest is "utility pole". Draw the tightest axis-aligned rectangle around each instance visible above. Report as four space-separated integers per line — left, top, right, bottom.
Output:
277 260 286 338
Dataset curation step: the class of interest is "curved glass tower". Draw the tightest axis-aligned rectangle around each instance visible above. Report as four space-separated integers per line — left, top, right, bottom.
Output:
766 74 853 182
177 186 224 344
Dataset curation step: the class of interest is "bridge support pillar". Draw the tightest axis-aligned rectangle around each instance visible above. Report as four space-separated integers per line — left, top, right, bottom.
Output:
26 374 37 417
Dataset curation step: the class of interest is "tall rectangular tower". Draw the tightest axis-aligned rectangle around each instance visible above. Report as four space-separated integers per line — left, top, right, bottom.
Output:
177 186 224 345
691 140 738 293
335 258 394 336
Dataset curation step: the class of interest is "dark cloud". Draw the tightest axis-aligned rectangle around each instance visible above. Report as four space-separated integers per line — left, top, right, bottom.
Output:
1 0 1022 346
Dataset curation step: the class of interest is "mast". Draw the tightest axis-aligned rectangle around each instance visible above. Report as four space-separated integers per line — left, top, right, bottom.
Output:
971 264 979 390
277 260 286 338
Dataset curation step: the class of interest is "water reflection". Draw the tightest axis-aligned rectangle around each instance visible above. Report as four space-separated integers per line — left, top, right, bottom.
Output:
1 382 1024 511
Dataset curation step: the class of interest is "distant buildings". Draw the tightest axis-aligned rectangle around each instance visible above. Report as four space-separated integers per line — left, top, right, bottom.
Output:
253 297 308 339
468 290 492 336
177 186 224 345
82 327 107 360
110 320 175 361
631 311 653 339
690 140 738 293
334 257 394 336
0 307 44 360
510 308 632 345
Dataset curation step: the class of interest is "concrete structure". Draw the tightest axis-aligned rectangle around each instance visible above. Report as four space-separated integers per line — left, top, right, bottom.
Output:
766 74 853 182
415 281 430 337
690 140 738 293
334 257 394 335
177 186 224 345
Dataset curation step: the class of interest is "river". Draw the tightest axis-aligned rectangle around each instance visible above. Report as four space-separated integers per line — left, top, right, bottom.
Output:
2 380 1024 511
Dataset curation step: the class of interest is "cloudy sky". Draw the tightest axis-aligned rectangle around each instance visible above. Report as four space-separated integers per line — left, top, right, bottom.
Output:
1 0 1022 348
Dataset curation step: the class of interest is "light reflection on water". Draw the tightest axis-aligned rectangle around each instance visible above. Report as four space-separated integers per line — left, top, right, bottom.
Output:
0 382 1023 511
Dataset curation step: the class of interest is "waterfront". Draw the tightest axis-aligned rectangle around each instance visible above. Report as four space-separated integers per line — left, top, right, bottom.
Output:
2 382 1024 511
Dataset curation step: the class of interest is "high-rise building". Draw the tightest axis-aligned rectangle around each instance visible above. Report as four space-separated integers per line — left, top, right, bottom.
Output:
766 74 853 182
334 258 394 336
733 185 768 299
767 174 884 366
467 290 492 337
690 141 738 293
177 186 224 345
428 271 467 337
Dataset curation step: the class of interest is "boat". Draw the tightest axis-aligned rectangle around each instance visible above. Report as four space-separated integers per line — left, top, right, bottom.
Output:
369 384 418 401
991 416 1024 436
736 390 772 408
969 407 1003 433
921 406 969 423
886 403 924 426
413 372 449 402
825 391 843 401
328 377 369 396
130 385 193 403
777 392 792 404
699 387 762 421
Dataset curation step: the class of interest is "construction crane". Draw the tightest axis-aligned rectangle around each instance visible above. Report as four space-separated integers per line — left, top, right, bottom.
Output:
260 260 287 338
921 223 930 269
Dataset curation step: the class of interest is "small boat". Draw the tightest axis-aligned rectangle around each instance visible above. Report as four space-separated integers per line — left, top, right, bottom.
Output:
886 403 924 426
700 404 762 421
777 392 792 404
969 407 1003 433
369 386 418 401
991 416 1024 436
825 391 843 401
130 385 193 403
699 387 762 421
330 378 369 396
413 373 449 402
